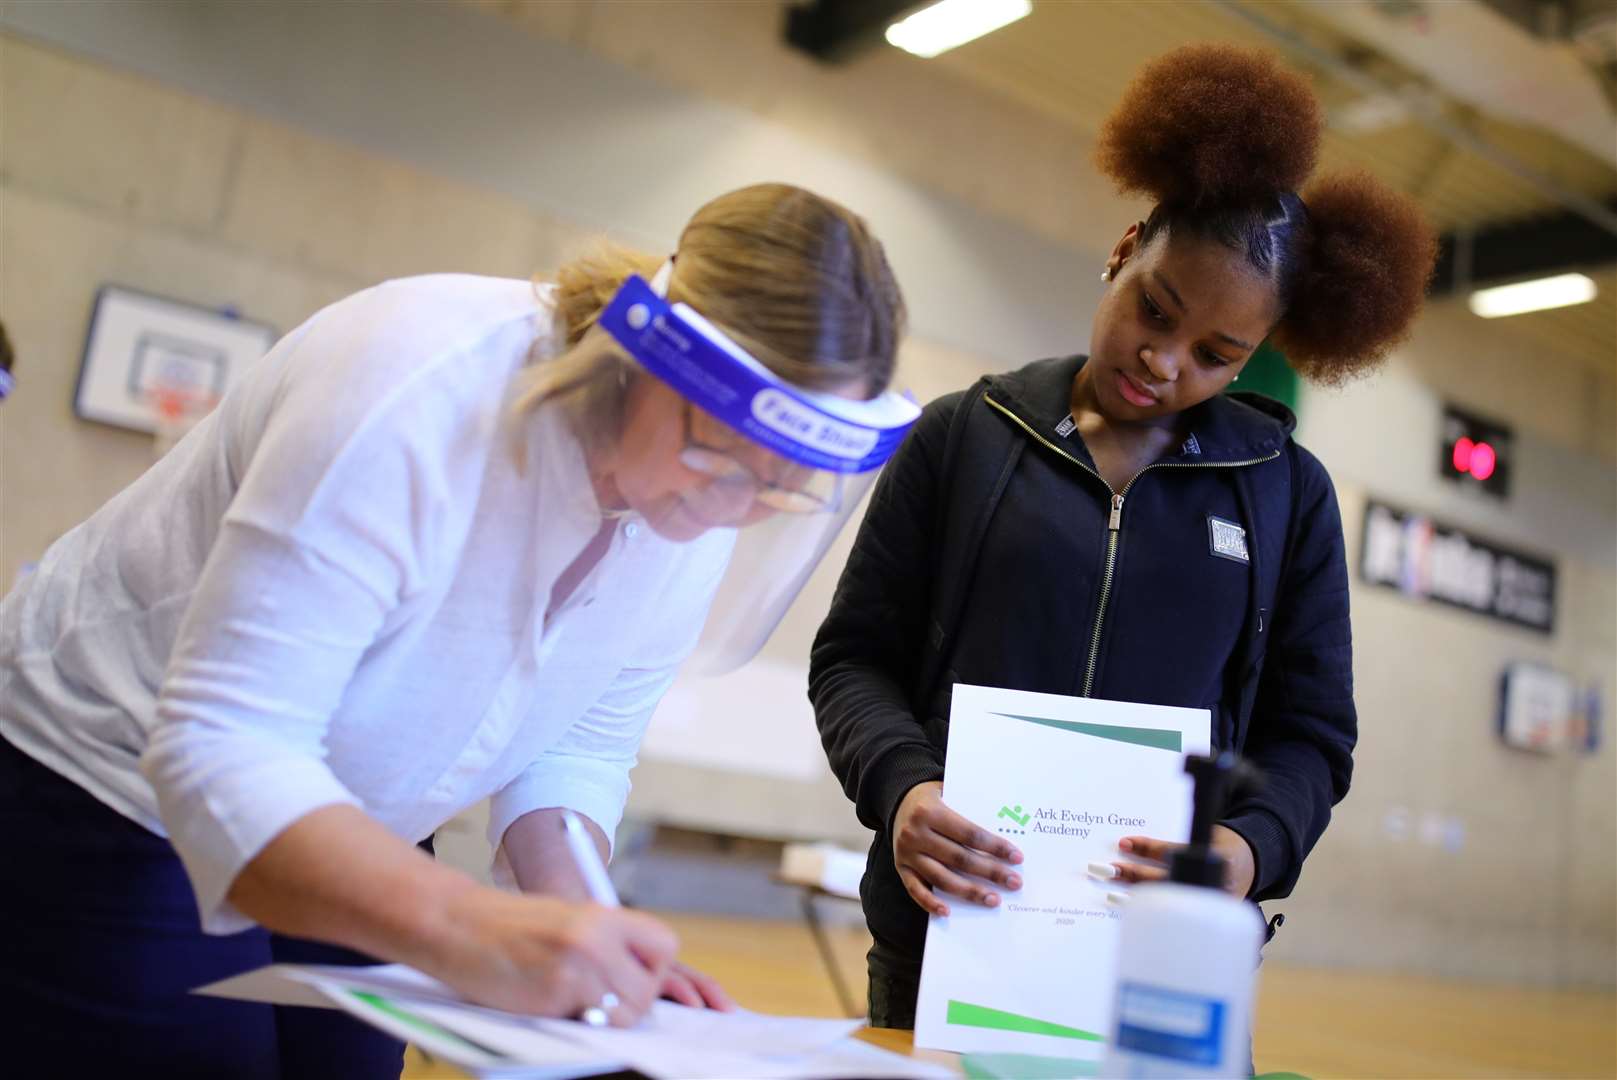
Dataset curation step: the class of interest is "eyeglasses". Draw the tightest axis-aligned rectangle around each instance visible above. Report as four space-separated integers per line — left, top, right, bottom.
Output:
679 401 842 515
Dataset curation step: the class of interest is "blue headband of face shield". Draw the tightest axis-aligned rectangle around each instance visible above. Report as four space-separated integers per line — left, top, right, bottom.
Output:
596 274 919 474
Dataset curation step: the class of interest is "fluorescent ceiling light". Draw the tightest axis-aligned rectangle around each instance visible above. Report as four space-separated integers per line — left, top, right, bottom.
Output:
885 0 1032 59
1468 273 1597 318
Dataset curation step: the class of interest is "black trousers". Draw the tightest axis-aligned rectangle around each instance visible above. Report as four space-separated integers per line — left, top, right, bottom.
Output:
1 736 413 1080
865 934 923 1029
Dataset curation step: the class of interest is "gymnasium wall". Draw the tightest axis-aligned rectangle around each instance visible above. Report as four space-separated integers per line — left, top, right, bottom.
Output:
2 1 1611 988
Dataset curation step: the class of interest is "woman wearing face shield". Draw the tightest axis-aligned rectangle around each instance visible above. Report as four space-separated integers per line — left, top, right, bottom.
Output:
0 183 915 1079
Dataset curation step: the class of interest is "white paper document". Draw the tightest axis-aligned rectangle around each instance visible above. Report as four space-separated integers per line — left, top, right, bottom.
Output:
913 684 1211 1059
198 961 950 1079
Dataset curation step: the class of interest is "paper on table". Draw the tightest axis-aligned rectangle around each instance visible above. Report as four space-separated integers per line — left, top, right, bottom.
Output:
913 684 1211 1060
200 964 596 1076
197 961 950 1079
533 1001 867 1079
305 976 613 1078
198 962 459 1010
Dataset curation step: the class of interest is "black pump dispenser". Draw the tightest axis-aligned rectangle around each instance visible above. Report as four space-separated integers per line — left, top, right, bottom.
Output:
1169 752 1259 889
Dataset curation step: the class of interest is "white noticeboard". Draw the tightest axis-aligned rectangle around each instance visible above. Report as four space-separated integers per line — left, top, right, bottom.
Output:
74 286 276 433
913 684 1211 1060
1499 662 1577 753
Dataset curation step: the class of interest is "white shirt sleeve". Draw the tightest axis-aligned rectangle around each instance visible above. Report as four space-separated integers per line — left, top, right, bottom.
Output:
142 524 392 933
140 287 488 934
487 661 677 858
486 527 733 861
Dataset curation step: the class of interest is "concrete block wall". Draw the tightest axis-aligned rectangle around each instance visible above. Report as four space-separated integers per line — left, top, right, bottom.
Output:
459 0 1127 257
461 0 1617 988
463 0 1617 465
0 33 594 573
1271 306 1617 986
3 2 1613 990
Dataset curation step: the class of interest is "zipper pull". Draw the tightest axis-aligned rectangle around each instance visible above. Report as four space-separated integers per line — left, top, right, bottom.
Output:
1108 493 1124 531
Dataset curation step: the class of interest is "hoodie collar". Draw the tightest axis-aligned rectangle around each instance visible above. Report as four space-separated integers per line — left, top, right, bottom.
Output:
982 354 1294 466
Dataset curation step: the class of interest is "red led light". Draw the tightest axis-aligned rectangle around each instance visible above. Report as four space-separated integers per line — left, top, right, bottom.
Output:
1452 437 1474 473
1444 407 1510 495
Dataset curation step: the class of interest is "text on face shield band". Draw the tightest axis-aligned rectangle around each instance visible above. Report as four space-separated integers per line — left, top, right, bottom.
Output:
597 275 919 474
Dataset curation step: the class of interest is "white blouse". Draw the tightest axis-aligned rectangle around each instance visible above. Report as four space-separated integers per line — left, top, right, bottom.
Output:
0 274 732 932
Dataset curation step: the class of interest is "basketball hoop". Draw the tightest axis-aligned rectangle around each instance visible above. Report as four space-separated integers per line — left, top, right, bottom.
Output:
146 380 219 459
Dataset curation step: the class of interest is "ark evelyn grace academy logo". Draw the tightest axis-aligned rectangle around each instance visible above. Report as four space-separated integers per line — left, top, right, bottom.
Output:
996 802 1031 834
987 712 1182 838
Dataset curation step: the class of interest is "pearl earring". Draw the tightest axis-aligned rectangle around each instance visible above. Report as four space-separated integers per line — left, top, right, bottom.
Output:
1100 268 1111 283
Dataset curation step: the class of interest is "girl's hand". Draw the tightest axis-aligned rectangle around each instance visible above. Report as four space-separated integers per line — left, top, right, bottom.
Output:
892 781 1024 917
431 889 678 1025
1112 825 1256 899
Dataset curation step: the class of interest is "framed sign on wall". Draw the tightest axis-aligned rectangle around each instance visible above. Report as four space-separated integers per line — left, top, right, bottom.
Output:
1359 499 1556 635
74 286 275 436
1498 662 1577 753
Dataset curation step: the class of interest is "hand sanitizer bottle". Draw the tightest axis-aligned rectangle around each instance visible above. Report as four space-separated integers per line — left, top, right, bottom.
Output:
1101 752 1265 1079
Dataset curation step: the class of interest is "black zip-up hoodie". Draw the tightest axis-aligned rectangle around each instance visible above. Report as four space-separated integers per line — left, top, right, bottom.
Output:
810 355 1356 962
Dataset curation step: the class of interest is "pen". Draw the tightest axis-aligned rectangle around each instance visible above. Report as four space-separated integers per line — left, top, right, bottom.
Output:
561 810 628 1028
561 809 620 908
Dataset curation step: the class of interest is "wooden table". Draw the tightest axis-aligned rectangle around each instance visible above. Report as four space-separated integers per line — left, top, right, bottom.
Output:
853 1027 964 1073
409 1027 962 1078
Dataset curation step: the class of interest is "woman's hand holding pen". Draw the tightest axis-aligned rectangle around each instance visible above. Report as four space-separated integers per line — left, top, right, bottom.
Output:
227 805 678 1027
893 781 1024 917
500 807 735 1016
430 888 677 1026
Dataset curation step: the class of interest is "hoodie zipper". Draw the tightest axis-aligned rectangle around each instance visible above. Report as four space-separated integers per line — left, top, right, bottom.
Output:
983 394 1280 697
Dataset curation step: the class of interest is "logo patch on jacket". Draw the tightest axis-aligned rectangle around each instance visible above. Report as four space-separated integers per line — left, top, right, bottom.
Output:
1208 516 1249 564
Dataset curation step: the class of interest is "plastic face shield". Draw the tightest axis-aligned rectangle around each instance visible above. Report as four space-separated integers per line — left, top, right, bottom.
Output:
597 270 920 674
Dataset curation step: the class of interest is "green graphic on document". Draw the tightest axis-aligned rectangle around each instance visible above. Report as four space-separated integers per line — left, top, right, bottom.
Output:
947 999 1104 1042
993 712 1182 752
997 803 1031 826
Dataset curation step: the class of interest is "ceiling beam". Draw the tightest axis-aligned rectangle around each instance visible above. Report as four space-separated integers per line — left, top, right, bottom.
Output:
1430 200 1617 296
783 0 926 63
1213 0 1617 238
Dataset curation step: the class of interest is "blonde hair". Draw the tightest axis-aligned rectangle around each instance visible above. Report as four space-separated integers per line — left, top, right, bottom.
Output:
514 183 906 459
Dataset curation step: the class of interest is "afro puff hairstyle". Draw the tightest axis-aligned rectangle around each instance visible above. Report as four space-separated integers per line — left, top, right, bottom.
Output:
1096 44 1438 384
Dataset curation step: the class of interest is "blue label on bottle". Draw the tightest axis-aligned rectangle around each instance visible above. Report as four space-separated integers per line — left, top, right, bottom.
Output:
1114 982 1226 1067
